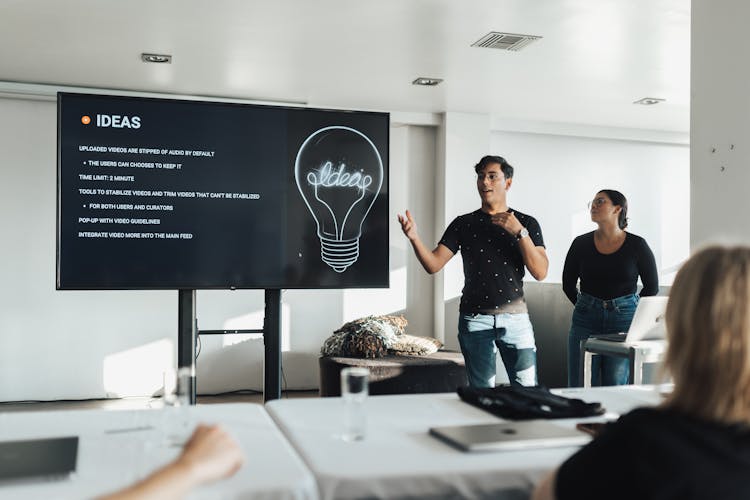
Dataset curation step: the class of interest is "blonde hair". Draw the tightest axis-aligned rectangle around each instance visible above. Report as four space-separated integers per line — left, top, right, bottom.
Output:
664 245 750 423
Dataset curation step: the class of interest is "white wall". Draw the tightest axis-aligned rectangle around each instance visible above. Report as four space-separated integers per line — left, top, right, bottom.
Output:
0 96 437 401
690 0 750 246
492 131 690 284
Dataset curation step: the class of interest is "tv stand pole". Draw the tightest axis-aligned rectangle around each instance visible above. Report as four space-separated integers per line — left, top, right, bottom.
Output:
178 289 281 404
177 289 197 405
264 289 282 402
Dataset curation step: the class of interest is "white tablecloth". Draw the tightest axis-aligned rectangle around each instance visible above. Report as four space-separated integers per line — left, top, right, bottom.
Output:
267 386 664 500
0 403 317 500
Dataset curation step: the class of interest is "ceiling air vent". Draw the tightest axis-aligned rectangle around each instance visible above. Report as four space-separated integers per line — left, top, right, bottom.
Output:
471 32 541 51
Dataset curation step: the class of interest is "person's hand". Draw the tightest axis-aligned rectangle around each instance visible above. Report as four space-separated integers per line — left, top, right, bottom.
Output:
177 424 244 486
491 210 524 236
98 424 245 500
397 210 419 241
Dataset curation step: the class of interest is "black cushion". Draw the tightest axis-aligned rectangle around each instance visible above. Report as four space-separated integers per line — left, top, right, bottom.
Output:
319 351 467 397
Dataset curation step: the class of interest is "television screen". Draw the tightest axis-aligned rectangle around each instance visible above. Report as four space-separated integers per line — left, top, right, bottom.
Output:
57 93 389 289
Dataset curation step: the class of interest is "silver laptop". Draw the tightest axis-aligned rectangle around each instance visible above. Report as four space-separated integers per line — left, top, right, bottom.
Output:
595 296 669 343
429 420 591 452
0 436 78 483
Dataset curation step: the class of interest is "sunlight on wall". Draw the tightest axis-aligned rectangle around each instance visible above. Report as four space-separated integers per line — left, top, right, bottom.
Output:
342 267 407 321
221 303 291 351
102 339 173 397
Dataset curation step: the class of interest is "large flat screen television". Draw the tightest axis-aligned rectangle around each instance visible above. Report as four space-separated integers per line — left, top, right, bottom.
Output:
57 93 389 289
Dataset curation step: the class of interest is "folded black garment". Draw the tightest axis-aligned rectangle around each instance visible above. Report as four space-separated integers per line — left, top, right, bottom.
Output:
458 385 605 420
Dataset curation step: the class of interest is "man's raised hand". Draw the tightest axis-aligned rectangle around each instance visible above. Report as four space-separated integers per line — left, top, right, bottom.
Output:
397 210 419 241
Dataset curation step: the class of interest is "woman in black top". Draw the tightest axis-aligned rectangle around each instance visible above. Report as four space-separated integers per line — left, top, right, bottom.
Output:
562 190 658 386
533 246 750 500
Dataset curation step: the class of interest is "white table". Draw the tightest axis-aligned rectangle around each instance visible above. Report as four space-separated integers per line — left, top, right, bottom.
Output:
267 386 664 500
580 338 667 386
0 403 316 500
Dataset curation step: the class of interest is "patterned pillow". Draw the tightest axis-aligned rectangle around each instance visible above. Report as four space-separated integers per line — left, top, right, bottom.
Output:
320 315 442 358
390 334 442 356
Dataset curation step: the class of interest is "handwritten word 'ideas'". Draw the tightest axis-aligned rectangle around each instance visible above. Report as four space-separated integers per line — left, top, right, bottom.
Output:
307 161 372 191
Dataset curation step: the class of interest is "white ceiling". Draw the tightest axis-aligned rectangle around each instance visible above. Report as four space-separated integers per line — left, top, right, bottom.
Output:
0 0 690 131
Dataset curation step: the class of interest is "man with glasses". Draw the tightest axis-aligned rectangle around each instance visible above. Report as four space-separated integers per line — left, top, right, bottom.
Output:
398 155 548 387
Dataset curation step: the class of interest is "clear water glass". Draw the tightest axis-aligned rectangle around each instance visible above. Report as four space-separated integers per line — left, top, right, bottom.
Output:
161 367 194 446
341 367 369 441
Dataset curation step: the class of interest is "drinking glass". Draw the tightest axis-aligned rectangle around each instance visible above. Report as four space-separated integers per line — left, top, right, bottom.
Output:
161 367 194 446
340 367 369 441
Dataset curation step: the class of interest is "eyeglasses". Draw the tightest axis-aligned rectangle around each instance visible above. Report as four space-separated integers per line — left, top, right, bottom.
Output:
477 172 504 183
587 197 609 209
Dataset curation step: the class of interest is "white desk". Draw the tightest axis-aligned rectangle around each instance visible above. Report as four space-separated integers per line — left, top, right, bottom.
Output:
580 338 667 386
0 403 316 500
267 386 664 500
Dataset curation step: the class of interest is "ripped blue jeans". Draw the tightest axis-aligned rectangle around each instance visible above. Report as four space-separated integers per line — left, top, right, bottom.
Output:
458 312 538 387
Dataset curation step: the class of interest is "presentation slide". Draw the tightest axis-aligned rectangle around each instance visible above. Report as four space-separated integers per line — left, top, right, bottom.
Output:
57 93 389 289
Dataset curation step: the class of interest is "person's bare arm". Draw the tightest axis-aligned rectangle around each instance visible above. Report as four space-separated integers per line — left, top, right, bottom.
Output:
490 211 549 281
518 237 549 281
100 424 244 500
397 210 454 274
531 469 557 500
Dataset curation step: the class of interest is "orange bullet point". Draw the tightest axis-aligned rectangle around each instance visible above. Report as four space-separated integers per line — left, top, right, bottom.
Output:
81 115 91 125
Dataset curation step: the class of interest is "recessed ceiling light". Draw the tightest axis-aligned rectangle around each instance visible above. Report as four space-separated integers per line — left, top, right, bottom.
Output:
633 97 665 105
412 77 443 86
141 53 172 64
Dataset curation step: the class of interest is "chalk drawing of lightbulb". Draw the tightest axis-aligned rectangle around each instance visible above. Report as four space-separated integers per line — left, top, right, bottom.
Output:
295 126 384 273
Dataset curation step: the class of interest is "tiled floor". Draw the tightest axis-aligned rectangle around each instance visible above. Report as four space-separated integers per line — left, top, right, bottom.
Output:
0 390 320 413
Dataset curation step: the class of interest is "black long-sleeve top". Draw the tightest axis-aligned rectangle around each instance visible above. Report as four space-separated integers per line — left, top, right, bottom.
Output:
562 231 659 305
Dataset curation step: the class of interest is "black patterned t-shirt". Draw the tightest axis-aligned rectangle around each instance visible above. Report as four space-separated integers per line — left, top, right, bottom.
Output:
439 208 545 313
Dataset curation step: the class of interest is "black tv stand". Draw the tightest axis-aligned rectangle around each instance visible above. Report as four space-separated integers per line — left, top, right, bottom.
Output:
177 289 283 404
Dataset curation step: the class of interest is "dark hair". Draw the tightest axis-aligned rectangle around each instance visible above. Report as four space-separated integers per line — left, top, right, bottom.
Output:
599 189 628 229
474 155 513 179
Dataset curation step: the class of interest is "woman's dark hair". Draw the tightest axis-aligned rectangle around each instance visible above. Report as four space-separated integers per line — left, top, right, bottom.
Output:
599 189 628 229
474 155 513 179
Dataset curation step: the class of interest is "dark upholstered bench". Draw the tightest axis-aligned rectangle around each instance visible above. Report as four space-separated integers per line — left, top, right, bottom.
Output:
319 350 467 397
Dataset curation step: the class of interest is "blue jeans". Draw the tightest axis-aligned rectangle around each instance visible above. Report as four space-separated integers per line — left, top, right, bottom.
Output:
458 313 537 387
568 292 639 387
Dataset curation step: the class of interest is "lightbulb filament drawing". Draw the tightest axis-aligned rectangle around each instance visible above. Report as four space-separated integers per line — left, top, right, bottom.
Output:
295 126 383 273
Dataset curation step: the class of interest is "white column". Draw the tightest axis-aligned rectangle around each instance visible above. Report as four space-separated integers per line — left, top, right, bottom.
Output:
690 0 750 247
